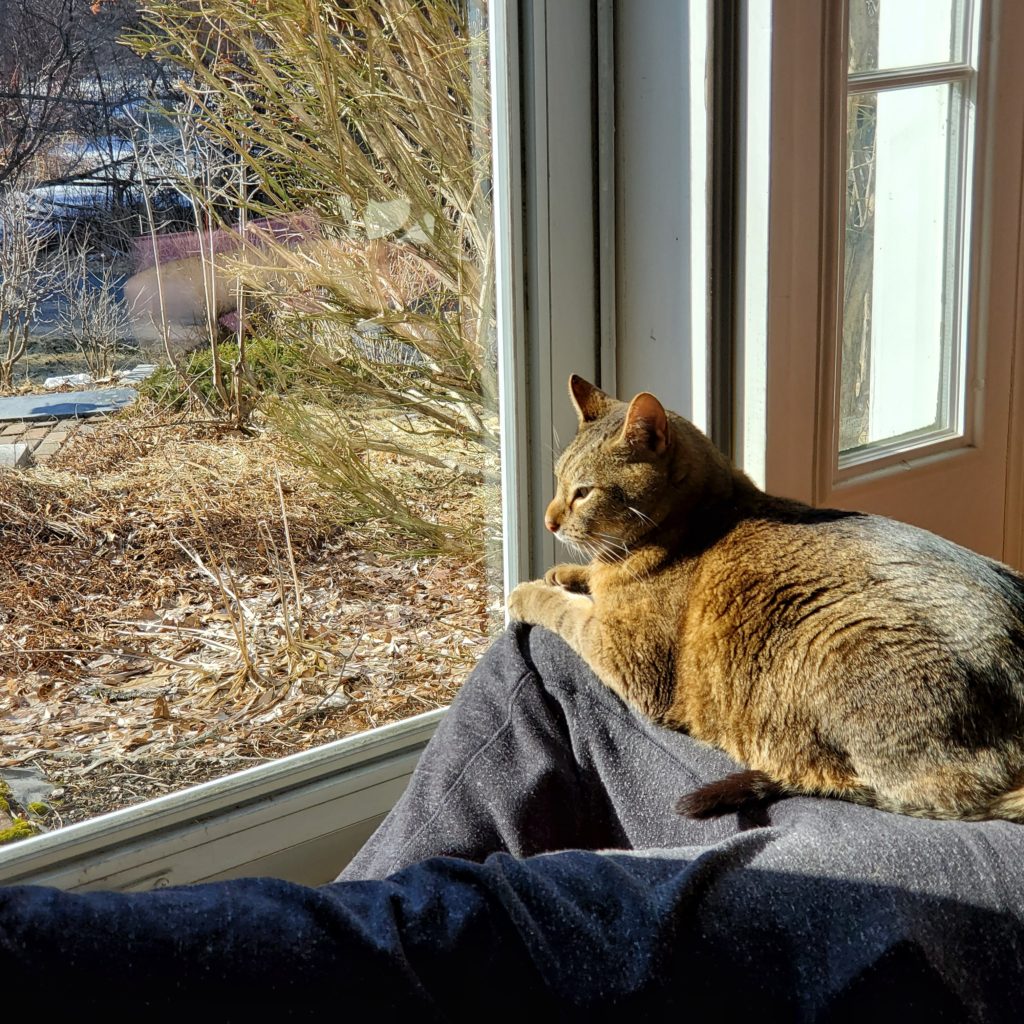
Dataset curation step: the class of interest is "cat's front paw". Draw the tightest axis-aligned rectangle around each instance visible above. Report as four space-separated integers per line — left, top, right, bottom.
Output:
507 580 551 623
544 563 591 594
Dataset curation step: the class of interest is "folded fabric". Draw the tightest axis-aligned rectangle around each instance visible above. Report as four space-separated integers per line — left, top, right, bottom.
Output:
2 625 1022 1019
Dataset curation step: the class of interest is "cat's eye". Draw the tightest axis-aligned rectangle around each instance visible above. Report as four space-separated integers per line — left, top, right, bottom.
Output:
571 486 592 505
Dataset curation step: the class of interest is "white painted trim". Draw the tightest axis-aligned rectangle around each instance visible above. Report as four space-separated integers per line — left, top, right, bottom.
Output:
0 710 443 888
522 0 602 578
735 0 771 489
614 0 701 420
688 0 709 434
597 0 618 398
491 0 531 597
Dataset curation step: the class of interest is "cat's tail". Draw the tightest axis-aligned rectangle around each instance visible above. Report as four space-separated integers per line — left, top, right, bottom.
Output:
675 770 790 818
679 771 1024 823
986 782 1024 823
675 769 879 819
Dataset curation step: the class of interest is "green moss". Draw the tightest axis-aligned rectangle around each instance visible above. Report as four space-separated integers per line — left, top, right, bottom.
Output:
140 336 304 411
27 801 50 817
0 819 40 845
0 780 11 800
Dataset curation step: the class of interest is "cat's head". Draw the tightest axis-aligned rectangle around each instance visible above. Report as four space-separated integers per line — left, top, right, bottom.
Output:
545 375 733 560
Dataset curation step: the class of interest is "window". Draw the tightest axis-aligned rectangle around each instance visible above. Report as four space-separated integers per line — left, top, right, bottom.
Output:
760 0 1024 561
839 0 980 468
2 1 506 838
0 0 604 888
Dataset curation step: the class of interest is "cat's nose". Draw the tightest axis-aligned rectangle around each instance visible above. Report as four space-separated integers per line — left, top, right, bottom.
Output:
545 514 560 533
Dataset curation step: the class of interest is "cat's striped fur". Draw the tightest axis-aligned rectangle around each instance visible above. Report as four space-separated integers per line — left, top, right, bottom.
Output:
507 375 1024 822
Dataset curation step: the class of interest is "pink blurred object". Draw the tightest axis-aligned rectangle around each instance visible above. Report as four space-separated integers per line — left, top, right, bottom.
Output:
131 211 321 273
219 311 242 334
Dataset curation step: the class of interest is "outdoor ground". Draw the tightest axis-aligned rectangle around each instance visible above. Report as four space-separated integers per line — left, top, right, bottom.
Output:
0 397 500 833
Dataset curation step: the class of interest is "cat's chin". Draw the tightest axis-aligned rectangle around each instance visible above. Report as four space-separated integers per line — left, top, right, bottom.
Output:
558 537 591 561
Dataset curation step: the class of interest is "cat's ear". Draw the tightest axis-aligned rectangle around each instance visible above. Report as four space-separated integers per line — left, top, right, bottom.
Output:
622 392 670 455
568 374 613 424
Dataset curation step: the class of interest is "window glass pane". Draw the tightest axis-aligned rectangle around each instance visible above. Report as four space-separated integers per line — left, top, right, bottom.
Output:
849 0 967 74
839 83 966 457
1 1 503 833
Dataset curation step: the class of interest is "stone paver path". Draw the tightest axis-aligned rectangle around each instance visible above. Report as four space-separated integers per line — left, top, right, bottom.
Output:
0 417 103 464
0 441 30 468
0 385 139 468
0 387 137 422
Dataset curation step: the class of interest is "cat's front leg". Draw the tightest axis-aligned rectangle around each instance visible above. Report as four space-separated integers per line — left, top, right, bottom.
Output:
507 580 630 703
507 579 595 646
543 563 592 594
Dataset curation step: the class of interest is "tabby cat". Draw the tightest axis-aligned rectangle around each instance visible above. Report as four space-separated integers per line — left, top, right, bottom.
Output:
507 374 1024 822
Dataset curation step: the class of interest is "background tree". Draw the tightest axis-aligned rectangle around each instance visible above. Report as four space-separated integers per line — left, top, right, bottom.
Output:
0 0 177 242
0 0 83 186
0 187 66 389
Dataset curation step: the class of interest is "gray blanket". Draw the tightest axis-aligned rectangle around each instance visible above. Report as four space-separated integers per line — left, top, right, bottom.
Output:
1 624 1022 1019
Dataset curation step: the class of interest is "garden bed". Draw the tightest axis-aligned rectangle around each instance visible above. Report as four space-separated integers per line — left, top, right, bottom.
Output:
0 399 500 830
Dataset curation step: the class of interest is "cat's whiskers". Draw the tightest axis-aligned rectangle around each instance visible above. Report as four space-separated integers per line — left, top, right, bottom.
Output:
596 536 647 582
580 539 609 568
562 535 596 565
586 534 644 581
593 532 630 557
583 534 611 559
628 506 657 527
547 427 564 463
585 536 614 569
615 551 645 583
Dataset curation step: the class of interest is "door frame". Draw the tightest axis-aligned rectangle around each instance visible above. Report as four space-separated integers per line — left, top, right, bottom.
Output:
762 0 1024 565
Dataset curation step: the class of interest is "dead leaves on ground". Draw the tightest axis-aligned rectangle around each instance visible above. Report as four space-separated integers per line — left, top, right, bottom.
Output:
0 400 500 824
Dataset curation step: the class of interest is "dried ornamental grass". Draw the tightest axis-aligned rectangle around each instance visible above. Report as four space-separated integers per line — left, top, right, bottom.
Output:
128 0 500 550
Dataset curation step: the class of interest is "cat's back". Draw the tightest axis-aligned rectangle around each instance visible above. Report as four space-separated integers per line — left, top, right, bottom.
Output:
687 500 1024 667
674 500 1024 815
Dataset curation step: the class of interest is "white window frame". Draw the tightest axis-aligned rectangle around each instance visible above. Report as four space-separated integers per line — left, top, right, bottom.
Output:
614 0 708 427
834 9 980 478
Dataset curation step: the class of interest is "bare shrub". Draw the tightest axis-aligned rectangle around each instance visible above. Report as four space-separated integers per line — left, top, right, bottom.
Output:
0 185 65 390
55 249 132 379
